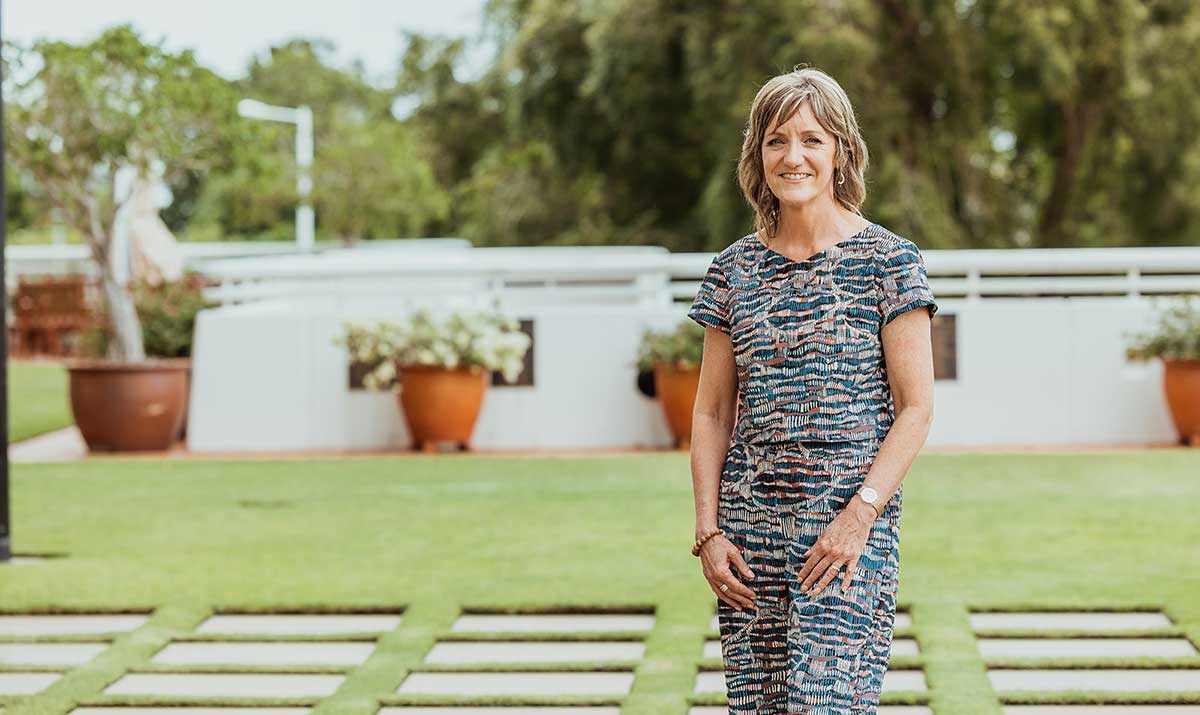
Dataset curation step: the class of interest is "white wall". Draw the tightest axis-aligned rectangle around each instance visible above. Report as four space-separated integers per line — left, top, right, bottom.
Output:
930 298 1178 447
186 300 678 452
186 294 1186 453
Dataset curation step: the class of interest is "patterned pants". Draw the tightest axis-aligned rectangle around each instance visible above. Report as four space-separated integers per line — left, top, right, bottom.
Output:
716 438 901 714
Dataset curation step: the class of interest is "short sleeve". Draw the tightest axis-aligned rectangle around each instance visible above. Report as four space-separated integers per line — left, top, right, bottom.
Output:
878 236 939 326
688 254 731 334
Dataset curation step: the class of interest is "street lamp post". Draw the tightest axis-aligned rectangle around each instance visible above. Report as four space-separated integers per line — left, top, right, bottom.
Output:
237 99 315 252
1 0 11 563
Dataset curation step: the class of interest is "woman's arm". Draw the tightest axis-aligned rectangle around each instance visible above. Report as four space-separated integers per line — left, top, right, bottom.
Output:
796 306 935 596
844 306 936 525
691 326 739 540
691 325 757 611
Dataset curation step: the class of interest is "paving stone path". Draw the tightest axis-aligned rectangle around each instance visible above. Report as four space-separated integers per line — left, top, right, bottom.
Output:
0 608 1195 712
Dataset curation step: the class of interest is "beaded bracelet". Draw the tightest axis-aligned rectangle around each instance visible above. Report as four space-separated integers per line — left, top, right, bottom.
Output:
691 528 724 557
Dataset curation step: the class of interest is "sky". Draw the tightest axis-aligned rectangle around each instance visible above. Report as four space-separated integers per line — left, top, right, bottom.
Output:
2 0 493 86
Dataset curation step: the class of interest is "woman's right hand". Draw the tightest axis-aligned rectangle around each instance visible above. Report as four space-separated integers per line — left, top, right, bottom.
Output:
699 535 758 611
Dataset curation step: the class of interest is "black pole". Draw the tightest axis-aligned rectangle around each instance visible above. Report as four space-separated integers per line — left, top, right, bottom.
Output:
1 0 12 562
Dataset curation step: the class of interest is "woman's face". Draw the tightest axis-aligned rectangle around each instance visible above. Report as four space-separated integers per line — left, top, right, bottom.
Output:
761 102 839 210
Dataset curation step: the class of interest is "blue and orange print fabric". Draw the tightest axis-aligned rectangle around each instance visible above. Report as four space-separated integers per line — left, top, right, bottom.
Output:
687 223 938 443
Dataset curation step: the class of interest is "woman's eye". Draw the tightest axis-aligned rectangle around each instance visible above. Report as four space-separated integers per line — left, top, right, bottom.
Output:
767 138 782 145
806 138 821 144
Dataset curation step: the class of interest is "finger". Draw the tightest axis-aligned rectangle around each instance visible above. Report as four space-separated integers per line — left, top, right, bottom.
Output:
709 572 750 610
713 581 751 611
727 573 757 604
841 557 861 592
801 554 836 592
797 541 828 578
812 562 844 595
715 588 740 611
796 545 820 582
729 551 757 583
722 571 755 608
726 557 758 598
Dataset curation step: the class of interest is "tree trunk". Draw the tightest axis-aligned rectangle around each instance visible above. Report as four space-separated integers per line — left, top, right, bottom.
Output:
1036 100 1099 248
101 271 145 362
82 190 147 362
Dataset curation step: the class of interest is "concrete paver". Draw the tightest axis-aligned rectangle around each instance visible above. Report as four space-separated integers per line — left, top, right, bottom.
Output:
196 614 401 635
152 641 377 666
451 615 654 633
970 612 1172 632
0 614 147 636
988 668 1200 691
396 671 635 695
424 641 644 663
103 673 345 697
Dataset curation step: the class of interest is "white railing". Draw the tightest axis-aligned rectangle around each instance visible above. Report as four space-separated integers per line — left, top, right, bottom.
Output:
8 239 1200 306
198 244 674 308
3 238 471 283
669 245 1200 302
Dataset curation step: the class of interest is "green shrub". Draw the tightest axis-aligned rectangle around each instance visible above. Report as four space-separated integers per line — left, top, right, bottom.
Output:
80 271 217 359
636 319 705 371
1125 293 1200 362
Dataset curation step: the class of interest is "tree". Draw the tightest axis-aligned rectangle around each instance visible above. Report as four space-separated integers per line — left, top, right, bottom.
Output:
4 25 241 360
314 109 449 242
424 0 1200 250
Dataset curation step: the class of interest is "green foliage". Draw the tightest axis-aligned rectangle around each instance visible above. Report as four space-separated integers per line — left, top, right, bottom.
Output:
314 109 450 241
187 150 299 238
4 25 242 216
242 38 394 133
1125 294 1200 362
78 272 218 359
637 319 706 371
432 0 1200 250
334 307 533 390
3 25 244 359
10 3 1200 252
455 140 616 246
130 273 218 358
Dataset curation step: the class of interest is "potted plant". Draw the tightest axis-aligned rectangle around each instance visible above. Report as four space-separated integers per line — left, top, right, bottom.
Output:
638 319 706 449
1125 293 1200 447
5 27 237 451
76 273 218 449
335 307 531 452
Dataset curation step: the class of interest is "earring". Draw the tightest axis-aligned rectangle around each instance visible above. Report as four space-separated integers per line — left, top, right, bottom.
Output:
838 169 847 186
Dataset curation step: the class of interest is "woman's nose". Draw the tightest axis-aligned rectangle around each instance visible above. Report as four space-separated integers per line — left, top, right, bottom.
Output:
786 139 805 165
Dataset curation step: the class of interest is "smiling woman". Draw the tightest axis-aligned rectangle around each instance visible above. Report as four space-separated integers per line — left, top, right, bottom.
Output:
688 65 938 715
737 68 870 248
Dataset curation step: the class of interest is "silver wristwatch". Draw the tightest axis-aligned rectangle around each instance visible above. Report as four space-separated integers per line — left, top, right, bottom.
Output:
856 486 883 518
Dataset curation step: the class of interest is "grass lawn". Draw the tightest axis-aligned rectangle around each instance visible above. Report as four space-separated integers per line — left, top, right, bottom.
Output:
1 449 1199 713
7 360 72 442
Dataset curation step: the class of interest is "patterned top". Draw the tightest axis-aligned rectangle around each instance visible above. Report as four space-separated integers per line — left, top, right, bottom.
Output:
687 222 938 443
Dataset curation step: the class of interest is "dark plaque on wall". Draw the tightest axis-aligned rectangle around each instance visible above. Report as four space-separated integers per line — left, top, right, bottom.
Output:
931 313 956 381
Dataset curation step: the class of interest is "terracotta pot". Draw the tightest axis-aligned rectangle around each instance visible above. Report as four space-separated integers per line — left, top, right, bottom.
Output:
1163 358 1200 447
65 358 191 452
655 361 701 450
397 363 489 452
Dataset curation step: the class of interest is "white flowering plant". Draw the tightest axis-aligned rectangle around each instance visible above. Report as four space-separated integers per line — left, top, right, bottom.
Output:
334 307 532 391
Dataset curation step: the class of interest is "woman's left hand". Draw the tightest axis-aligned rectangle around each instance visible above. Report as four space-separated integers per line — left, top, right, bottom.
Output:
796 507 873 595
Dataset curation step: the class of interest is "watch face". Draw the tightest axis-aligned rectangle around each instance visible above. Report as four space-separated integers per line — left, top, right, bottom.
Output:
860 486 879 503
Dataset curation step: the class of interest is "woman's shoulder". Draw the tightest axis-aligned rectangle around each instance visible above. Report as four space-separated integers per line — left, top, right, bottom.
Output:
869 223 926 257
709 232 760 267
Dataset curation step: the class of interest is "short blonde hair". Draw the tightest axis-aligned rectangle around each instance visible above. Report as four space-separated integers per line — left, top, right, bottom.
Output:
737 66 869 239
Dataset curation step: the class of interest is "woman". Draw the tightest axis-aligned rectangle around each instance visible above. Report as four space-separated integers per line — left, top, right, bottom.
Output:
687 66 938 713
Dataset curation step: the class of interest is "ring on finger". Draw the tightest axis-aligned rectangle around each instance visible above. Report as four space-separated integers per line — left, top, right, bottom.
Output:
719 583 729 592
